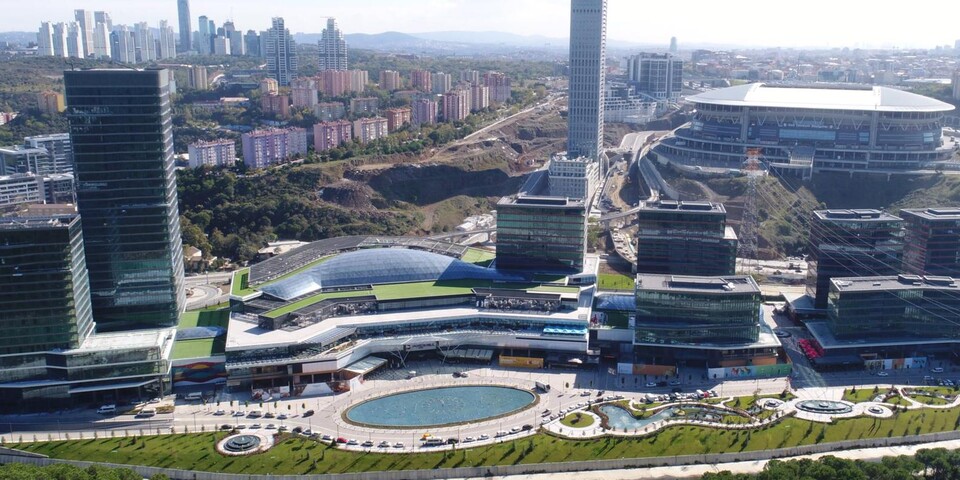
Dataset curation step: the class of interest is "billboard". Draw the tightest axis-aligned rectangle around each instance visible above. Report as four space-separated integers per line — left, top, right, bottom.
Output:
499 356 544 368
707 363 792 379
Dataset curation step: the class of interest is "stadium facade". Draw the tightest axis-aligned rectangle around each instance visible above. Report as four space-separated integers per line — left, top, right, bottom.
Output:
655 83 955 174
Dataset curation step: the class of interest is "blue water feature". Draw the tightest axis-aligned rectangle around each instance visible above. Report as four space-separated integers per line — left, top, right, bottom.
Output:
600 404 732 430
345 386 535 427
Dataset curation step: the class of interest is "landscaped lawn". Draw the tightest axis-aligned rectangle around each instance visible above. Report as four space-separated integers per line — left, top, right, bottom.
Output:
14 406 960 475
460 248 496 266
171 337 226 360
842 388 889 403
597 273 635 291
230 269 254 296
560 412 595 428
727 393 795 411
177 309 231 330
905 387 957 406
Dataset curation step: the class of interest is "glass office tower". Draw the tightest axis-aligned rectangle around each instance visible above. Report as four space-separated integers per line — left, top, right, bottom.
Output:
496 195 588 272
635 200 738 276
0 214 94 357
64 69 185 331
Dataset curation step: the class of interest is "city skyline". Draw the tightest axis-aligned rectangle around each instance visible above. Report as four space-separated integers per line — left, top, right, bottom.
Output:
7 0 960 50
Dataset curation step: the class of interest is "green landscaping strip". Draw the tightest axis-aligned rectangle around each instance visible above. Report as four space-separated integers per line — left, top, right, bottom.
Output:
12 406 960 475
230 269 254 297
597 273 635 291
171 337 226 360
177 309 230 330
460 248 496 266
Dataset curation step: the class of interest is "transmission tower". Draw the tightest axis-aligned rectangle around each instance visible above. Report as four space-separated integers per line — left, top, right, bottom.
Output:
737 148 763 272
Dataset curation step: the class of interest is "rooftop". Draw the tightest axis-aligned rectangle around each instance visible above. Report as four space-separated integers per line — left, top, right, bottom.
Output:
640 200 726 214
73 327 176 353
689 83 955 113
831 274 960 292
636 274 760 294
900 208 960 221
498 195 586 208
0 214 78 230
814 209 902 223
806 321 959 350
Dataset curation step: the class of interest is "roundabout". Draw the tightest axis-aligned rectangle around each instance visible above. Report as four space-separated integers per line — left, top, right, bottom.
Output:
344 385 536 428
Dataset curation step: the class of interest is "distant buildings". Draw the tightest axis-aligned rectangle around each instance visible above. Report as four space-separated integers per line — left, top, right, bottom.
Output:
483 72 512 104
261 94 291 118
317 70 368 96
442 90 470 122
411 70 432 92
291 78 318 108
461 69 480 85
37 22 55 56
470 85 490 111
177 0 191 52
567 0 606 160
805 209 903 309
635 200 738 277
627 53 683 103
259 78 279 96
23 133 74 175
900 208 960 278
36 91 65 115
411 98 438 127
313 120 352 151
315 102 346 122
379 70 401 91
384 107 411 132
189 65 208 90
953 70 960 101
431 72 452 94
241 127 308 169
353 117 388 144
548 153 598 201
265 17 297 86
158 20 177 59
496 195 588 272
318 18 348 71
64 69 185 331
188 139 236 168
349 97 379 116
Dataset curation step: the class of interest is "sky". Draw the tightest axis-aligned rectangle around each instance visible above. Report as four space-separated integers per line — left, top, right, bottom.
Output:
6 0 960 49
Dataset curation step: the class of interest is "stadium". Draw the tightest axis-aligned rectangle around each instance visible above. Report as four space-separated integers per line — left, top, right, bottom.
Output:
654 83 956 175
218 236 598 393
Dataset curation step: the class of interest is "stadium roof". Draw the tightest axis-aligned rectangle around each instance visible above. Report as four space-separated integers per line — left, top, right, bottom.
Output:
689 83 955 113
259 247 526 301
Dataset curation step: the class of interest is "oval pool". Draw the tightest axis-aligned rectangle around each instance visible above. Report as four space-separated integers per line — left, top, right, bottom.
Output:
345 386 535 428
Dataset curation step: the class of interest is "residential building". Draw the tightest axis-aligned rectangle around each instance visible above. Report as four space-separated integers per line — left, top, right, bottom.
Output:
189 65 208 90
188 139 236 168
51 23 68 57
442 90 470 122
158 20 177 59
567 0 606 160
496 195 588 272
64 69 186 331
291 78 318 108
379 70 401 91
470 85 490 111
635 200 739 277
260 93 290 118
36 91 65 115
313 120 352 151
265 17 297 86
352 117 388 144
212 35 230 56
350 97 379 116
461 69 480 85
483 71 512 104
74 9 94 58
318 18 348 71
177 0 191 52
411 70 432 92
314 102 346 122
901 208 960 278
92 19 111 59
241 127 308 169
37 22 55 56
23 133 74 175
627 53 683 102
110 25 136 63
806 209 904 309
547 153 599 201
348 70 369 93
411 98 438 127
317 69 348 96
384 107 412 132
431 72 452 94
259 77 278 96
65 22 83 58
134 22 156 62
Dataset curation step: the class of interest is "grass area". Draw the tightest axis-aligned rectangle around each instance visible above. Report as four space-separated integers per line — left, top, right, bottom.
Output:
256 255 335 288
560 412 595 428
905 387 958 406
177 309 230 330
727 393 795 411
460 248 496 266
261 280 580 319
171 337 226 360
15 406 960 475
887 396 912 407
842 388 888 403
230 269 254 297
597 273 635 291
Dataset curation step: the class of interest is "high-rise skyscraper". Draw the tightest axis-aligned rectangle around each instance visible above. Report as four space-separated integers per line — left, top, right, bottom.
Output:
177 0 191 52
134 22 157 62
197 15 210 54
158 20 177 59
265 17 297 86
627 53 683 102
51 22 68 57
74 9 94 58
37 22 54 56
567 0 606 161
669 36 678 53
65 21 83 58
318 18 347 71
64 69 186 331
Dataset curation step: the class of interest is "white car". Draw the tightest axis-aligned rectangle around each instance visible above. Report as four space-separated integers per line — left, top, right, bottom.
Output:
378 441 390 448
877 371 890 377
463 436 475 443
213 409 226 416
347 439 359 446
478 434 489 440
233 411 245 417
509 426 522 434
265 424 276 430
393 442 405 449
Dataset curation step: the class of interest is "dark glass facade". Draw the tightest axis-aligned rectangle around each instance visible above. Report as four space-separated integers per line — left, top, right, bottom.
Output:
65 69 185 331
827 275 960 340
901 208 960 277
806 210 903 309
496 196 587 272
0 215 94 356
635 200 737 276
635 275 761 346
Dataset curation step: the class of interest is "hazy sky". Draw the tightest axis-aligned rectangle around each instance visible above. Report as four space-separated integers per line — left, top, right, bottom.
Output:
8 0 960 49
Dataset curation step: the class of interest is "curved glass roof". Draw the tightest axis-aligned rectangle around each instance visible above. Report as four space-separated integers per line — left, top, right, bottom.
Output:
260 248 524 301
689 83 955 113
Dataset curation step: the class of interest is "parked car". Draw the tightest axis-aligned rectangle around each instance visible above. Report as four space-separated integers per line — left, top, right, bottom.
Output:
303 409 315 417
213 409 226 416
645 381 658 388
361 440 374 447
